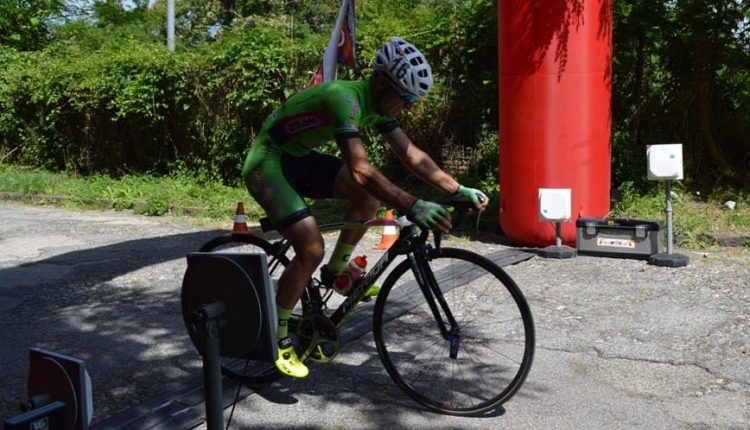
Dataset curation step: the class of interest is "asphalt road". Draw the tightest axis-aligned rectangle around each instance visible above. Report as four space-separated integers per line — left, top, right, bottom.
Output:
1 201 748 429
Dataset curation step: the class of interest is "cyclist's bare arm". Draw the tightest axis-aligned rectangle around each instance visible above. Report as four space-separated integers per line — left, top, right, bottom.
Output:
382 127 460 195
337 136 418 214
385 128 489 212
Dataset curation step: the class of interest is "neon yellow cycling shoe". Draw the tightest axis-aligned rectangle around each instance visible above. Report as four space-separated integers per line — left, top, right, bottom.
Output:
275 337 309 378
360 284 381 303
364 284 380 298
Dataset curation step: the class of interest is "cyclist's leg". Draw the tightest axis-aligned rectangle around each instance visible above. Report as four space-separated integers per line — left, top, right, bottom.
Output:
272 216 325 378
277 151 379 278
242 139 322 378
275 217 325 310
326 164 381 295
330 163 380 256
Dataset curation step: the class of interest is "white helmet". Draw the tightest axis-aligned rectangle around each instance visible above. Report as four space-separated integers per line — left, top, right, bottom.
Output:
374 36 433 99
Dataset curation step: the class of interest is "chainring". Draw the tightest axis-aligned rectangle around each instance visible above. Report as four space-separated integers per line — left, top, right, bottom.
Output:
296 313 340 363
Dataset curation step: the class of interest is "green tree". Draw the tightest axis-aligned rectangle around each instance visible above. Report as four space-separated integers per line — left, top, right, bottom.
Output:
93 0 152 27
612 0 671 187
613 0 750 190
2 0 749 194
661 0 750 187
0 0 65 50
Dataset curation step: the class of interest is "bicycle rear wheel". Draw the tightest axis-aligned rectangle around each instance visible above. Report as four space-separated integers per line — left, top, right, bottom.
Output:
199 233 290 385
372 248 534 416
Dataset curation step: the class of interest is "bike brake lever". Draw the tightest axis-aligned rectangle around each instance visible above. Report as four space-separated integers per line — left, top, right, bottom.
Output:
474 210 482 233
448 196 485 234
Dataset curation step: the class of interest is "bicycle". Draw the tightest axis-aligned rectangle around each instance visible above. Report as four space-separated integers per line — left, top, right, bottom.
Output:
196 199 535 416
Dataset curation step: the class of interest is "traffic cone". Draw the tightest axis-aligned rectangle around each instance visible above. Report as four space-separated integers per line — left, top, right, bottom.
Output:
374 209 398 250
233 202 249 233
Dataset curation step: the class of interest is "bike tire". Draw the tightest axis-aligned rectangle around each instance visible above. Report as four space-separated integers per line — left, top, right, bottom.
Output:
199 233 290 385
372 247 535 416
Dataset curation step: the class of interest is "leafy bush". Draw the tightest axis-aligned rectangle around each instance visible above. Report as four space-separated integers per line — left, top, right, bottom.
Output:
0 23 322 182
2 0 748 203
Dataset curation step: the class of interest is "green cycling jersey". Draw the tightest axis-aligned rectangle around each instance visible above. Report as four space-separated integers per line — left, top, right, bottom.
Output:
260 79 398 156
242 79 398 230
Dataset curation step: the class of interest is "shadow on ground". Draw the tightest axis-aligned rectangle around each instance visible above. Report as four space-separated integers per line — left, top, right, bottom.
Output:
0 229 224 424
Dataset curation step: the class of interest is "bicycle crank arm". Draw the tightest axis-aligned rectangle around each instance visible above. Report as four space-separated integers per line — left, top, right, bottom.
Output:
296 314 340 363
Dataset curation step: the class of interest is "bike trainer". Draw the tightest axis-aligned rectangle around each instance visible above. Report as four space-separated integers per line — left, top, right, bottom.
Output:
3 348 93 430
181 252 278 430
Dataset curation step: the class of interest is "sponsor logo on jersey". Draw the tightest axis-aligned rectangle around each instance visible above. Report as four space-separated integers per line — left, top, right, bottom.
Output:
276 111 331 139
285 115 321 134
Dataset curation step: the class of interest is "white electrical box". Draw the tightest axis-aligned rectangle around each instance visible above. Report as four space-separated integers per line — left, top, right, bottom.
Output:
539 188 572 222
647 144 683 180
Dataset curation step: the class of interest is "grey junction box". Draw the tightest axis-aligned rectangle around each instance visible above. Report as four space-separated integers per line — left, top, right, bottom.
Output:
576 218 663 259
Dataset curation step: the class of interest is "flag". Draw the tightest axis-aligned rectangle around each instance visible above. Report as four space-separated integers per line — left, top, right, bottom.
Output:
309 0 356 86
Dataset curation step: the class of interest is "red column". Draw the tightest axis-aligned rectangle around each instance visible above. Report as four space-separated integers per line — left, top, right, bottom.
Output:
499 0 613 247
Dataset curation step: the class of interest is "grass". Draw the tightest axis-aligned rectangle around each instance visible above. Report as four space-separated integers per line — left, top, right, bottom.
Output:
0 165 251 219
1 165 748 248
0 165 352 224
611 181 750 248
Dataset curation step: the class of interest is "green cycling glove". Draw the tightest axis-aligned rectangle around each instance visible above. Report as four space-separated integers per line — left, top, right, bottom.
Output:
408 199 450 230
454 185 488 206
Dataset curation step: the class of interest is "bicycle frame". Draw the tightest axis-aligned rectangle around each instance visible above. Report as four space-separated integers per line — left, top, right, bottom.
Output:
328 224 410 325
263 217 438 328
329 222 463 355
412 252 462 357
202 204 534 415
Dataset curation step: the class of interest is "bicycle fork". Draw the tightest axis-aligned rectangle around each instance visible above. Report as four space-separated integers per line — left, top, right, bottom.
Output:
409 252 462 359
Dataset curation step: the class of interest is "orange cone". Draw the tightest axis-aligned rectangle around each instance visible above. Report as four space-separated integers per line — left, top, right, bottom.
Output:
233 202 249 233
374 209 398 250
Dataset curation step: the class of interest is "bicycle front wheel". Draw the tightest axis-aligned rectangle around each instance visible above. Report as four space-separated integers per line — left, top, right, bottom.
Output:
372 248 535 416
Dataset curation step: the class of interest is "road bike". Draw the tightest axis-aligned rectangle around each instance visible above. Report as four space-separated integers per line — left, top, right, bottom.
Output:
197 200 535 416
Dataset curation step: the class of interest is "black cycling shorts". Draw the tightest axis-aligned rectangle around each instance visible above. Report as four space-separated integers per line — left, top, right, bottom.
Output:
242 135 344 231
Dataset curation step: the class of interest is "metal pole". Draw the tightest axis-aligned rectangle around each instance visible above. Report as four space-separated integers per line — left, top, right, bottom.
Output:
167 0 175 52
194 302 226 430
555 222 562 247
665 180 673 254
203 317 223 430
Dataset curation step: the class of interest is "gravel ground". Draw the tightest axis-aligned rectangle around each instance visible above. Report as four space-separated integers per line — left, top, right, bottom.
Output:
0 201 748 429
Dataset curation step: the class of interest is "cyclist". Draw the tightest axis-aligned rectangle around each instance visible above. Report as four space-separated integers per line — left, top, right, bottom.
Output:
242 36 488 378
